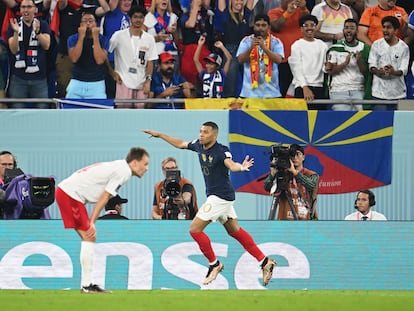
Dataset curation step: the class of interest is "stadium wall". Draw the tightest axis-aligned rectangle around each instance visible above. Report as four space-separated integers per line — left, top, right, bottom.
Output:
0 220 412 290
1 110 413 220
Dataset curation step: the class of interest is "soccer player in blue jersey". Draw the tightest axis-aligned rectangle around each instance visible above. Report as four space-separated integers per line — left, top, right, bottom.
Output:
143 122 276 286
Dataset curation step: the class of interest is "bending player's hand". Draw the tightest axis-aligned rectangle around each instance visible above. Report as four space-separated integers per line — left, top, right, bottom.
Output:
240 155 254 171
143 129 161 137
86 223 96 239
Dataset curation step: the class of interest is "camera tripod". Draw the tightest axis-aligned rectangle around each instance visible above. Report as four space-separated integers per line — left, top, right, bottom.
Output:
268 189 299 220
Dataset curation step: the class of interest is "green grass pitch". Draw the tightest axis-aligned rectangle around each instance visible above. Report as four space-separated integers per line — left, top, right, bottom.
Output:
1 290 413 311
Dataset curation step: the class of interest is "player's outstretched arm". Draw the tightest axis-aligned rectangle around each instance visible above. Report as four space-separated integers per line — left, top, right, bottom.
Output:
224 155 254 172
143 129 188 149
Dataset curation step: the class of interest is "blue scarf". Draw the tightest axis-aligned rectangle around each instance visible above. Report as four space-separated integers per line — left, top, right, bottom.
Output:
154 11 176 51
14 19 39 73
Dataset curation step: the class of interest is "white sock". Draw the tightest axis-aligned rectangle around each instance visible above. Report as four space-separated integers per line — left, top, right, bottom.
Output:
80 241 95 287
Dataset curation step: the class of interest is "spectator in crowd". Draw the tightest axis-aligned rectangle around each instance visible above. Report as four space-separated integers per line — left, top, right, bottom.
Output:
144 0 180 66
179 0 214 86
66 12 109 99
289 14 327 108
214 0 254 98
2 0 56 97
98 195 129 219
345 189 387 220
55 147 149 293
311 0 354 47
7 0 51 108
148 51 193 107
101 0 133 99
109 5 158 108
369 16 409 110
264 144 319 220
152 157 198 220
325 18 371 110
237 14 284 98
51 0 110 98
358 0 409 47
268 0 309 97
143 122 276 286
2 0 51 40
193 36 231 98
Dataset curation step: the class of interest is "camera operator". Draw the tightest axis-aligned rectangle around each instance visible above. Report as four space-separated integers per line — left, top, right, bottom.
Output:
152 157 198 220
0 151 17 218
264 144 319 220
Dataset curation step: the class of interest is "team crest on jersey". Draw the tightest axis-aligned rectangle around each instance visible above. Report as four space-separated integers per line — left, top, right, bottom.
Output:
208 155 213 163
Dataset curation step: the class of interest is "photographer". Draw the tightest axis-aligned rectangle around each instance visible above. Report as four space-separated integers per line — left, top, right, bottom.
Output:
264 144 319 220
152 157 198 220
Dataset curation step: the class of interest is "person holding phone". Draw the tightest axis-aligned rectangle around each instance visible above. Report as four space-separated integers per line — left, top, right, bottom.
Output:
236 14 284 98
148 51 194 108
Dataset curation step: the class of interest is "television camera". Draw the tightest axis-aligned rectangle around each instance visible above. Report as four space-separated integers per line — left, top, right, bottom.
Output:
269 143 295 192
161 170 184 220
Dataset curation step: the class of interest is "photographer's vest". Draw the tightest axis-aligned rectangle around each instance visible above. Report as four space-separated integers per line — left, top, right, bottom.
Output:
278 168 319 221
154 178 198 220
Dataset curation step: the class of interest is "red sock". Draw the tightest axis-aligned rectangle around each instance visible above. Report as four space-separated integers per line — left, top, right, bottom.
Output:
190 231 216 263
230 227 265 262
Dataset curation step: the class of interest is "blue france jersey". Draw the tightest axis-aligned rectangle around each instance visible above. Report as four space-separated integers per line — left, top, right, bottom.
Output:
187 140 235 201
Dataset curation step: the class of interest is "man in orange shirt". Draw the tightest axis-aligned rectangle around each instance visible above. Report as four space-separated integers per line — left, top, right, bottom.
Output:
268 0 309 97
358 0 409 47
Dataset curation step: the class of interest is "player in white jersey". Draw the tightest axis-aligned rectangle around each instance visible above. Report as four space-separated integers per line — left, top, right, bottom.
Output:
55 147 149 293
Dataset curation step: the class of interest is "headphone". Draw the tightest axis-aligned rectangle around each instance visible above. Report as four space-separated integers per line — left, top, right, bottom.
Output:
0 151 17 169
354 189 376 209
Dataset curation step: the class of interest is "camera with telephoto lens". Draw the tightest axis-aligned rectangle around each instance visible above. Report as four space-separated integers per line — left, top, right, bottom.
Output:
163 170 181 198
161 170 182 220
269 144 295 191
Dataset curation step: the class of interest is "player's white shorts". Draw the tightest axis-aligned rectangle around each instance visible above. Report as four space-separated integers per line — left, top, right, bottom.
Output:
196 195 238 224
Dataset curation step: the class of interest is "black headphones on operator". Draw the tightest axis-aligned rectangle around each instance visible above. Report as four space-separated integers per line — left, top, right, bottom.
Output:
0 151 17 168
354 189 376 209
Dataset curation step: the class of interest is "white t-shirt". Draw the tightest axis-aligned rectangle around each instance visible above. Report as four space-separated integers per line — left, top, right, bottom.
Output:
368 38 410 99
109 28 158 89
289 38 327 88
58 160 132 204
345 210 387 221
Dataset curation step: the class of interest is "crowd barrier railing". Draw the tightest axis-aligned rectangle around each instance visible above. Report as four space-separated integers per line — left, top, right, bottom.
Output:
0 97 408 110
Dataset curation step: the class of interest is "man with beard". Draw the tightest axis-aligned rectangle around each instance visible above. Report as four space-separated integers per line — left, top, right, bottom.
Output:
66 12 108 99
109 5 158 108
148 51 193 109
237 14 284 98
324 18 371 111
369 15 409 110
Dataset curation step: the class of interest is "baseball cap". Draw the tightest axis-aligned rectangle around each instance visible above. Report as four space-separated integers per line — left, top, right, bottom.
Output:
159 52 175 63
204 53 222 67
105 195 128 210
